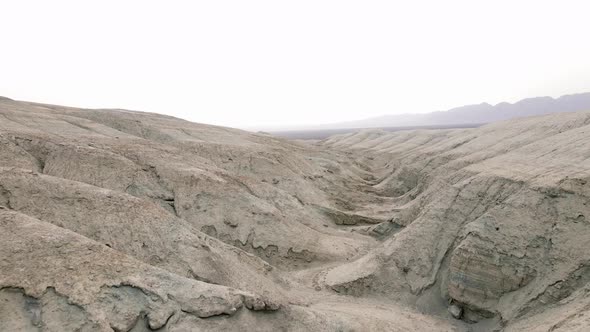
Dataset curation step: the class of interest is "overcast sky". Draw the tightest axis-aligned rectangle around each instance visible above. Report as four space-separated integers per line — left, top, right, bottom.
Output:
1 0 589 129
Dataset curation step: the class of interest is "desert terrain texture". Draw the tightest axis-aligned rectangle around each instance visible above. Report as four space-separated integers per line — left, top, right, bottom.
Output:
1 96 589 331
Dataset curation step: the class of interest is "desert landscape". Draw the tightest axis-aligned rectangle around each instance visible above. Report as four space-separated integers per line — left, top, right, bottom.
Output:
0 96 589 331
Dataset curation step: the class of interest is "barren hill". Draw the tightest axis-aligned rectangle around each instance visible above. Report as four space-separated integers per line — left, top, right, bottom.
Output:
1 97 589 331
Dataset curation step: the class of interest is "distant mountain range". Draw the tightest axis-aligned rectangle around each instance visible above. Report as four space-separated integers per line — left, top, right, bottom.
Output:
268 92 590 139
323 92 590 129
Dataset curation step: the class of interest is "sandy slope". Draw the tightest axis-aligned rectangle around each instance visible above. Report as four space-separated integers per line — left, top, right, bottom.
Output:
0 97 588 331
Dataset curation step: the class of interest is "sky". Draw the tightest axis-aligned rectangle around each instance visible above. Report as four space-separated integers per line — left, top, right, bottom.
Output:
0 0 589 130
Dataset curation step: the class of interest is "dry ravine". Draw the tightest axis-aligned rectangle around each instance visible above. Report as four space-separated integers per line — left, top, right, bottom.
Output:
1 96 589 331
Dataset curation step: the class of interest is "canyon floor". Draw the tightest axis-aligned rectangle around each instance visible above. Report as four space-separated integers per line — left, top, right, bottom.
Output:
1 96 589 331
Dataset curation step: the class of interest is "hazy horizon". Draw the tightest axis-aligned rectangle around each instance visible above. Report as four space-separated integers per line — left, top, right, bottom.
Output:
1 1 589 129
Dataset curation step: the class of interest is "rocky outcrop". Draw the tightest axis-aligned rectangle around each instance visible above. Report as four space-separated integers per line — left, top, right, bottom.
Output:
320 111 590 327
0 210 279 331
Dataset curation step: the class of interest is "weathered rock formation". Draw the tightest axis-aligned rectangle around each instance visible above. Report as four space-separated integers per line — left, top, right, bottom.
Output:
320 111 590 329
1 96 589 331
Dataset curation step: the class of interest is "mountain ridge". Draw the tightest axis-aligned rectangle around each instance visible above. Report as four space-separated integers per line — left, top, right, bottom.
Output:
329 92 590 129
268 92 590 134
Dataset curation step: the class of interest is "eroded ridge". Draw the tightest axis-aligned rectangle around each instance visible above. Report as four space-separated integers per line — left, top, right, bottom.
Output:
1 97 589 331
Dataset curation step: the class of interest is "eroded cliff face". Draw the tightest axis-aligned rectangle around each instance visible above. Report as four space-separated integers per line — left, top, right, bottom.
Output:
0 96 588 331
320 111 590 329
